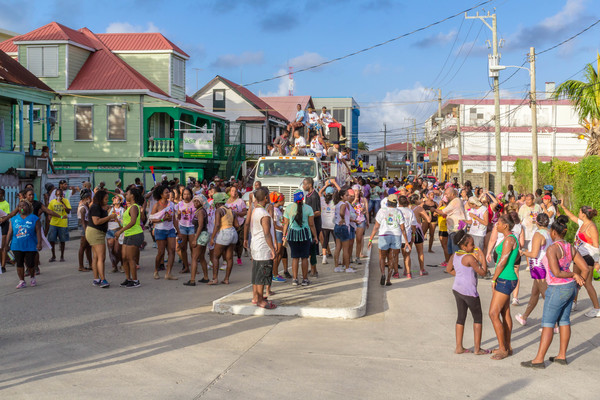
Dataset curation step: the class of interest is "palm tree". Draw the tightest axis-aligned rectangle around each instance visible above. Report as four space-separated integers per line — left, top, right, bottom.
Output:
554 55 600 157
358 141 369 151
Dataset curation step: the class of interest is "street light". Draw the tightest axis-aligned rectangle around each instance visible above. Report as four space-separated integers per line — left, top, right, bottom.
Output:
489 47 538 193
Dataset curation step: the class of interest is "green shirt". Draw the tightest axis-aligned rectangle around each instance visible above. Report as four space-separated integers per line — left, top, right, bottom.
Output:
283 203 314 241
495 234 519 281
123 204 143 237
0 200 10 215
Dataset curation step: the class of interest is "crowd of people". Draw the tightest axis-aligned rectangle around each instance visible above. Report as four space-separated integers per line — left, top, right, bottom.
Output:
1 171 599 364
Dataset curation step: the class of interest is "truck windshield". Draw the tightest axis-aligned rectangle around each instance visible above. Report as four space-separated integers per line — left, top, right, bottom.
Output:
256 160 317 178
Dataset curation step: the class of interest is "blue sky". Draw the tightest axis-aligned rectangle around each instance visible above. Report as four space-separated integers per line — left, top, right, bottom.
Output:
1 0 599 148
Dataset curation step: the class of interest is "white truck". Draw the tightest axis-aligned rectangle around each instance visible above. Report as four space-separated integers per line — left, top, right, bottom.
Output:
252 155 337 204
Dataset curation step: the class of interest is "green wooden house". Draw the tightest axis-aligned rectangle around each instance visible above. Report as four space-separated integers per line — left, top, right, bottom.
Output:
0 22 244 182
0 49 55 174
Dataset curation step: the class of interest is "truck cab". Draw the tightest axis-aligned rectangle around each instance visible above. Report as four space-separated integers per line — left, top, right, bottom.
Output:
253 156 330 205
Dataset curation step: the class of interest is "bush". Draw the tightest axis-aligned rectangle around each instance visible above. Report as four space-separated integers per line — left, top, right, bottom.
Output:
573 156 600 211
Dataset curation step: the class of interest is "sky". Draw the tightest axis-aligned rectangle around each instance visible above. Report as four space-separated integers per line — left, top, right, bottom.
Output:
1 0 599 150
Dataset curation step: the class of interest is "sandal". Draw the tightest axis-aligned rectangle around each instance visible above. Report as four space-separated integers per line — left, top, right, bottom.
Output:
153 272 160 280
474 349 491 355
207 280 219 285
406 273 412 279
198 278 209 283
165 275 178 280
257 301 277 309
420 270 429 276
183 280 196 286
520 360 545 369
490 351 509 360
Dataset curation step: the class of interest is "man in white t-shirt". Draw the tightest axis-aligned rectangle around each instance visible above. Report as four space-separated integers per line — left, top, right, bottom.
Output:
518 193 542 248
250 187 277 309
319 181 339 264
319 106 343 139
292 130 306 155
307 107 322 134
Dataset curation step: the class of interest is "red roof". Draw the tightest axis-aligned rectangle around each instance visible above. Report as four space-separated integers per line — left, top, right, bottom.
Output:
216 76 288 122
186 95 203 107
0 39 17 53
68 28 167 95
0 49 54 92
96 33 189 58
371 142 425 152
260 96 313 122
236 116 266 122
12 22 96 49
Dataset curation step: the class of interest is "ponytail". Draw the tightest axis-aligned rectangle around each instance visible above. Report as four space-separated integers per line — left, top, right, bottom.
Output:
294 199 303 226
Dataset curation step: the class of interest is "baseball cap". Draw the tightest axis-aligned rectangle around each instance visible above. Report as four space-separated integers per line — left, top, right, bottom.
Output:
543 194 552 200
387 194 398 203
388 188 397 195
325 187 335 195
212 192 229 204
543 185 554 191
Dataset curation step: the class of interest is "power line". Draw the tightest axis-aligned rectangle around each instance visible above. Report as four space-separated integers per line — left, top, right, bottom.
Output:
242 0 496 88
536 18 600 56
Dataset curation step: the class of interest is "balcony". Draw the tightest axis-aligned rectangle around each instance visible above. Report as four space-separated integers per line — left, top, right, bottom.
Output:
147 138 176 156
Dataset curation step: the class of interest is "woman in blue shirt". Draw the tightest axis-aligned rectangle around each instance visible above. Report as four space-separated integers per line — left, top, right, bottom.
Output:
8 200 42 289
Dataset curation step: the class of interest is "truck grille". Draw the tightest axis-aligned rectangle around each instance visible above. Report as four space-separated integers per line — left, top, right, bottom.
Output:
266 185 297 203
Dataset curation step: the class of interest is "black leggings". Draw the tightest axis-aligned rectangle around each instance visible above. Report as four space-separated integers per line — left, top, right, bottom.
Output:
14 250 36 270
453 290 483 325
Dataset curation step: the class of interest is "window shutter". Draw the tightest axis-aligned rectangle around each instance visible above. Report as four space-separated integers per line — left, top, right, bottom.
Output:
173 57 184 87
43 47 58 76
108 105 126 140
27 47 43 76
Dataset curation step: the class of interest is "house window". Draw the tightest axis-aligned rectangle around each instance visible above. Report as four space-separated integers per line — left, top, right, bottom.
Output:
107 104 126 140
75 105 93 141
173 57 184 87
32 108 41 123
333 109 345 123
213 89 226 112
27 46 58 77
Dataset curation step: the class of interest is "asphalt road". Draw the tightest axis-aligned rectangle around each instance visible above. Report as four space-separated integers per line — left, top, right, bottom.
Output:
0 230 598 399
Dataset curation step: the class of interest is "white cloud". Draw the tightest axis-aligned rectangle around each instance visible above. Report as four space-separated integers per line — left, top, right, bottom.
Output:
258 68 290 97
210 51 265 69
540 0 587 31
288 52 327 70
363 63 384 76
413 30 458 48
105 21 161 33
360 85 437 148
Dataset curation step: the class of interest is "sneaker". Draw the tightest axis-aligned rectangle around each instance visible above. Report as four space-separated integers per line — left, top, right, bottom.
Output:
322 255 327 264
1 266 6 273
237 258 242 266
30 277 37 287
16 280 26 289
585 308 600 318
334 266 345 273
355 258 362 265
120 279 131 287
92 279 101 287
219 265 226 271
284 271 292 279
100 279 110 288
301 278 310 286
512 297 520 306
440 262 448 267
127 280 141 288
406 273 412 279
345 267 357 273
392 272 400 279
272 275 286 282
515 313 527 326
208 260 213 268
152 242 157 248
572 301 578 311
292 279 299 286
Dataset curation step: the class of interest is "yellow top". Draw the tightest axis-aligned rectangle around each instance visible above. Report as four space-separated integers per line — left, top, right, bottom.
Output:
438 205 447 232
49 199 71 228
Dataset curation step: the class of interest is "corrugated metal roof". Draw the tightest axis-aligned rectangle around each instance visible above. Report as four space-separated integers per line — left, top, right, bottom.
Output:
13 22 97 49
0 49 54 92
185 95 203 107
68 28 167 95
371 142 425 152
261 95 312 122
96 33 189 57
236 116 266 122
0 39 17 53
217 76 288 122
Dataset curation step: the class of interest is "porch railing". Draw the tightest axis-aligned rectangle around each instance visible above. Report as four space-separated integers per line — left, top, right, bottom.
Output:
147 138 176 155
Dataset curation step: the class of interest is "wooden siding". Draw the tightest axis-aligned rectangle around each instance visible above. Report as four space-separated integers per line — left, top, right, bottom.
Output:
117 53 170 94
170 55 185 101
18 44 67 91
0 101 12 152
194 80 263 121
67 44 90 87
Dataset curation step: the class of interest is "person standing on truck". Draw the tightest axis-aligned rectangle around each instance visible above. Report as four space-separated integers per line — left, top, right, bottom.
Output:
286 104 306 134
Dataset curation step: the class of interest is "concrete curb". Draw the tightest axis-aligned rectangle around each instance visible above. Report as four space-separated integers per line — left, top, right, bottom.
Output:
212 241 371 319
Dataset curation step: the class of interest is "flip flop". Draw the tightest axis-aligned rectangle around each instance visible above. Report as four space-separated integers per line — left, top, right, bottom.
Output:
474 349 491 355
257 301 277 309
456 349 472 354
207 280 219 285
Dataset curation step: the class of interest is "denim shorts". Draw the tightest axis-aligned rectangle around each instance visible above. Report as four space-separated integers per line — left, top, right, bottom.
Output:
179 225 196 236
334 224 351 242
447 232 459 255
275 230 283 244
48 225 69 243
494 278 518 296
356 221 366 230
106 229 117 239
379 235 401 251
215 227 238 246
541 281 577 328
155 228 177 241
349 226 356 240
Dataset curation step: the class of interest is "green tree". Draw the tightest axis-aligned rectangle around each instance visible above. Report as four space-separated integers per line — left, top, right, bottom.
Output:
358 141 369 151
554 55 600 157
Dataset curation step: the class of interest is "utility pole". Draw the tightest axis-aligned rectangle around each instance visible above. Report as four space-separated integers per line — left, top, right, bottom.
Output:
406 127 410 176
530 47 538 193
455 106 464 185
466 10 502 193
413 119 418 176
383 123 387 177
437 88 442 182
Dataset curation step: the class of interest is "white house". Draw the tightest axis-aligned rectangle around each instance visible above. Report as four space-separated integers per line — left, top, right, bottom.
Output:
193 76 288 155
426 92 587 178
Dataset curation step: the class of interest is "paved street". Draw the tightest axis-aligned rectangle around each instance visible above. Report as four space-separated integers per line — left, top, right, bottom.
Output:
1 230 599 399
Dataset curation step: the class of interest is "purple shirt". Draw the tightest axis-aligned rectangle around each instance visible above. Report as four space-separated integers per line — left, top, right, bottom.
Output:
452 254 479 297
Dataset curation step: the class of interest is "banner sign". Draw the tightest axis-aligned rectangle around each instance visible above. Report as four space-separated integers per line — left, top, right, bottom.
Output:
183 132 213 158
